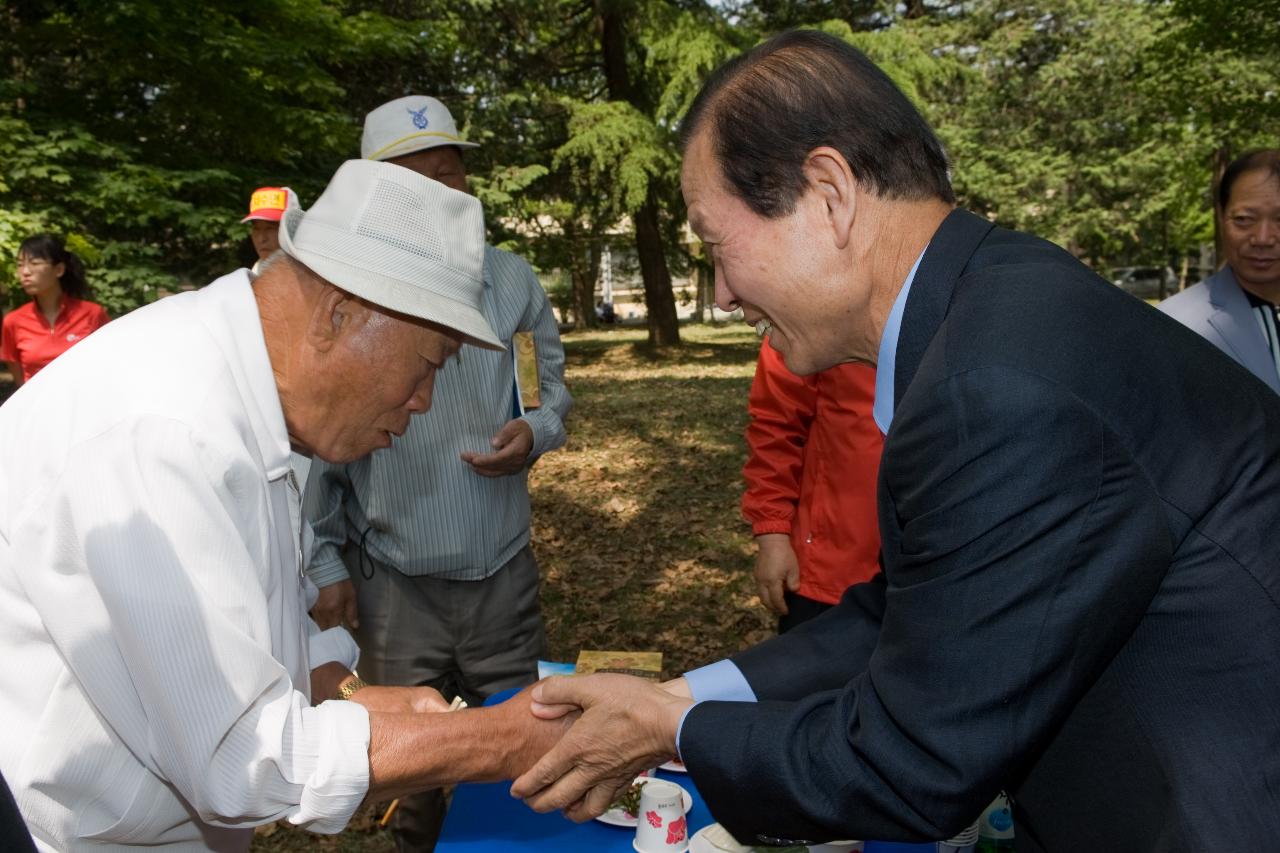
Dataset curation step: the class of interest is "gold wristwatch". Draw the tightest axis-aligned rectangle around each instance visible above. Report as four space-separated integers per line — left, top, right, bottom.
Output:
337 676 369 700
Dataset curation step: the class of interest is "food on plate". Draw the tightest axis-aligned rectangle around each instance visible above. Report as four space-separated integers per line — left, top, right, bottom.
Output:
609 779 647 818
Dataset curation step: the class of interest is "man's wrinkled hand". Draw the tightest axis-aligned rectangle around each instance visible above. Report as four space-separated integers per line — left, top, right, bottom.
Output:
754 533 800 616
484 685 582 780
461 419 534 477
510 674 691 822
310 578 358 629
350 685 451 715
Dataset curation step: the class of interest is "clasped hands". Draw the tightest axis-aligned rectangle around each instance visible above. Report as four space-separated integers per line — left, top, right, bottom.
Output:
508 673 694 822
318 666 694 817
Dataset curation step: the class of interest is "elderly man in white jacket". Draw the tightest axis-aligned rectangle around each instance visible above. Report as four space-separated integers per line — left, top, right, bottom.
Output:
0 160 568 851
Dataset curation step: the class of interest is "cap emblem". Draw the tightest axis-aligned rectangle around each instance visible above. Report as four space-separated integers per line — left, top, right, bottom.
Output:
407 104 430 130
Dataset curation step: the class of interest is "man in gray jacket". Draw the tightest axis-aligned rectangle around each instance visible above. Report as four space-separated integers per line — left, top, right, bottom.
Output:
1160 149 1280 393
304 95 571 851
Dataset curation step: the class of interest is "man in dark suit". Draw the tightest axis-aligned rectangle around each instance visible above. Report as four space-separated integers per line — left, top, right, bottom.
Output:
510 30 1280 852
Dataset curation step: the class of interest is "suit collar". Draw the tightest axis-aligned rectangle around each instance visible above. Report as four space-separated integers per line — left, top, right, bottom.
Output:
894 208 996 408
1204 267 1280 391
1207 266 1242 309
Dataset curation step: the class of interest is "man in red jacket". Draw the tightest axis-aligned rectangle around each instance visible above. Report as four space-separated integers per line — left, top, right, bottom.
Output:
742 336 883 631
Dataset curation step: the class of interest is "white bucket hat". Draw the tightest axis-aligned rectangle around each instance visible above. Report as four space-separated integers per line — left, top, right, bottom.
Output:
362 95 480 162
278 159 501 349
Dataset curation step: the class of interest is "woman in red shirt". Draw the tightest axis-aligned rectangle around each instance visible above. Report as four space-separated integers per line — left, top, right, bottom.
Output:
2 234 109 387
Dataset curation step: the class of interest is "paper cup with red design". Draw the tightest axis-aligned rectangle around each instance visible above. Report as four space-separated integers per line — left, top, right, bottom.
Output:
633 778 689 853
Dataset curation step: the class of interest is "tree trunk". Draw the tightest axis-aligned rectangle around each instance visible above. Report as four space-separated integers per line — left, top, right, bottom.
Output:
694 261 707 322
564 219 599 330
1211 142 1232 267
634 196 680 345
597 0 680 345
572 240 601 330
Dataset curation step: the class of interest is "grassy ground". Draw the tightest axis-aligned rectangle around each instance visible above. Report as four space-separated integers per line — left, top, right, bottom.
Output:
251 322 774 850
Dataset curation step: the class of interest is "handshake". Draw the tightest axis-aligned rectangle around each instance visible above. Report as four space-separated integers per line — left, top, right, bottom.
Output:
352 671 694 821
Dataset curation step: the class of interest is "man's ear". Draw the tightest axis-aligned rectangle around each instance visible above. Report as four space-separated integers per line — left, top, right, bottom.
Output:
308 285 358 353
802 146 857 250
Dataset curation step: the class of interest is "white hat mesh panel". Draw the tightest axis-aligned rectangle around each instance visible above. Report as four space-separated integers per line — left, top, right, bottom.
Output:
357 179 446 265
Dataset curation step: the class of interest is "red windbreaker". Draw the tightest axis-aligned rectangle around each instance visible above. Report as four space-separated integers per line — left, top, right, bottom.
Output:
741 340 883 605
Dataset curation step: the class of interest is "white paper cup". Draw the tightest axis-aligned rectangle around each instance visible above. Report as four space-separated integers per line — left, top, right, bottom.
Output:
633 778 689 853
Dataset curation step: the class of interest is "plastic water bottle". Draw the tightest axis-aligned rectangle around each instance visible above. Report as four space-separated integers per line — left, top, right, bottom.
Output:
938 819 980 853
975 794 1016 852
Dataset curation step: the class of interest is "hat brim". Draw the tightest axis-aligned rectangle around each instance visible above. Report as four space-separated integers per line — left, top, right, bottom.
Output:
365 132 481 162
241 210 285 224
277 205 503 351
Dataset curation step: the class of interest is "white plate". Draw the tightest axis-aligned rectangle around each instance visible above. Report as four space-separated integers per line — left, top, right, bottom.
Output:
659 759 688 773
595 777 694 827
690 824 863 853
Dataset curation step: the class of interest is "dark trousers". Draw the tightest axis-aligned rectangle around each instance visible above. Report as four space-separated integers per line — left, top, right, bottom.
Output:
345 543 547 852
0 769 35 853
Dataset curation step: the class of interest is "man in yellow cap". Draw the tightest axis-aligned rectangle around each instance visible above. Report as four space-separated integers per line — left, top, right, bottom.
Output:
241 186 296 274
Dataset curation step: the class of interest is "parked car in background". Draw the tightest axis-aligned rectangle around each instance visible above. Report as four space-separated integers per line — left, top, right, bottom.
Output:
1110 266 1179 301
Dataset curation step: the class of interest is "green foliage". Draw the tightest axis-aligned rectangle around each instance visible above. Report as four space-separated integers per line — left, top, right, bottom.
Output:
1171 0 1280 57
892 0 1275 267
542 270 575 321
819 18 959 110
0 0 432 314
555 100 677 215
1 0 1274 321
648 14 744 126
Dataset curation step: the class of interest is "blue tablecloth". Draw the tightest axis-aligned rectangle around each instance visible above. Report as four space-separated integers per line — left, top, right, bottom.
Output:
438 769 712 852
436 689 937 852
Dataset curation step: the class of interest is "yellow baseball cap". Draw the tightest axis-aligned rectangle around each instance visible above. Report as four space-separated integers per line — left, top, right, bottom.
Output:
241 186 296 223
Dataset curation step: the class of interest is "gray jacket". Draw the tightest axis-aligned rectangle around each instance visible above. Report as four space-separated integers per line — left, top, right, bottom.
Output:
1159 266 1280 393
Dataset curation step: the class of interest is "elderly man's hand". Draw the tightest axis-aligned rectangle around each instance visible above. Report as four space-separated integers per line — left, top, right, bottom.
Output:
461 419 534 477
509 674 692 822
351 684 452 715
310 578 358 629
362 682 579 802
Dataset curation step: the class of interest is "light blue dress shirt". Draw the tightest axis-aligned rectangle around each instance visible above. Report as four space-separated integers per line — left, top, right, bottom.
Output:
872 250 925 434
675 249 926 755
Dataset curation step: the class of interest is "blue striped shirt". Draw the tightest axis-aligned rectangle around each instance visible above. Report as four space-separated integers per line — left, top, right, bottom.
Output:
303 246 572 583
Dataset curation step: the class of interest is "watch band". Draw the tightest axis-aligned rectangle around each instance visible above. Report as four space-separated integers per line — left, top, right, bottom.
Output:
337 676 369 700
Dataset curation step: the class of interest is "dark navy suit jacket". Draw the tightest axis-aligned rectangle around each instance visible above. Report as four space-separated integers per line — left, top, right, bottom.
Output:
680 209 1280 852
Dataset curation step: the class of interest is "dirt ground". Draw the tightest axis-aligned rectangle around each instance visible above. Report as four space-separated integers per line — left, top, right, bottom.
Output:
250 322 775 850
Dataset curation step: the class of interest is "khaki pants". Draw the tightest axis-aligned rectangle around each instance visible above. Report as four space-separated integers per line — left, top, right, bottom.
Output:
345 543 547 852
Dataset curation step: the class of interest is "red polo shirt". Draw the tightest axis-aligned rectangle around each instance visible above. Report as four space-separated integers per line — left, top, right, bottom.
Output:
1 297 110 383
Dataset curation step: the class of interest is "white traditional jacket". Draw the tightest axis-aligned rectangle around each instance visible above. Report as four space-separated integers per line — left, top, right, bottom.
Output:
0 272 369 851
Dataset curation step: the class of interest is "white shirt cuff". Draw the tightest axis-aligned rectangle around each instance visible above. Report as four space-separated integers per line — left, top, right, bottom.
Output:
286 699 371 833
308 623 360 673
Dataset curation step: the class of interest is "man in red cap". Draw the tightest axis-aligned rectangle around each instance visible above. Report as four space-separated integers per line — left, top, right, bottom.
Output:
242 186 295 274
